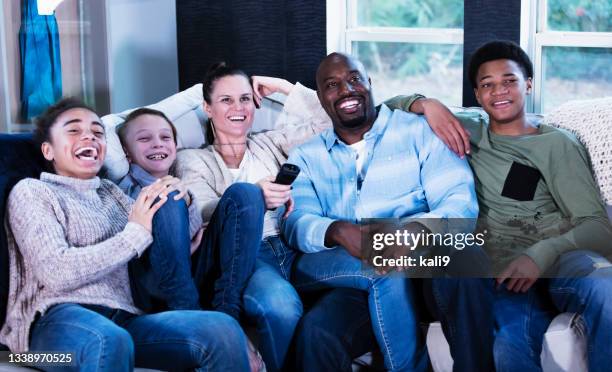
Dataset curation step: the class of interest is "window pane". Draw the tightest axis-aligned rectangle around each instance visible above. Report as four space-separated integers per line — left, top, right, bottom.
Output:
352 41 463 106
547 0 612 32
541 46 612 113
356 0 463 28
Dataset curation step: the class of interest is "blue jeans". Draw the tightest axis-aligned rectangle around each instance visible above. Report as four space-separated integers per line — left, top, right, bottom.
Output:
193 183 264 320
292 248 427 371
494 250 612 372
243 235 302 372
423 277 494 371
129 194 200 312
29 303 250 372
129 183 264 318
294 288 376 372
293 278 493 372
422 244 494 372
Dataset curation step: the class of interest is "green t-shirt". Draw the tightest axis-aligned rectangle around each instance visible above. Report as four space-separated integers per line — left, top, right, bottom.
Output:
457 111 612 273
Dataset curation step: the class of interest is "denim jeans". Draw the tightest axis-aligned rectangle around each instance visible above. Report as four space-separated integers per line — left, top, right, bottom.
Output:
292 248 427 371
243 235 303 372
192 183 264 320
423 244 494 372
129 183 264 318
129 193 200 312
29 303 250 372
294 288 376 372
292 244 493 372
494 250 612 372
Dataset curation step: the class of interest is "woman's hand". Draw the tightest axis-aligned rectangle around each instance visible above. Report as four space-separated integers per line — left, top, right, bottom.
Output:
256 176 292 210
413 98 471 157
251 76 294 107
282 197 294 219
190 227 204 255
129 180 170 232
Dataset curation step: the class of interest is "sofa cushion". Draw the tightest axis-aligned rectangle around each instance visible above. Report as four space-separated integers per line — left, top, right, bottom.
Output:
544 97 612 205
0 134 45 328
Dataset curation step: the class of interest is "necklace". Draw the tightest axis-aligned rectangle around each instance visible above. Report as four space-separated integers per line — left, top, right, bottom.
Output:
213 142 247 159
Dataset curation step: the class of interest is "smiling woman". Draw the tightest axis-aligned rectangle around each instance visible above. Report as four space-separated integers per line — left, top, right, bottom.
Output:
173 63 335 372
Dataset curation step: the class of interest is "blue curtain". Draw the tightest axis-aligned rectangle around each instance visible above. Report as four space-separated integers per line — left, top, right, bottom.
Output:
20 0 62 121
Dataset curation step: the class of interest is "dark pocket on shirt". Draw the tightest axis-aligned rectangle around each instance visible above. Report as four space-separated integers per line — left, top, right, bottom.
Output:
501 162 542 201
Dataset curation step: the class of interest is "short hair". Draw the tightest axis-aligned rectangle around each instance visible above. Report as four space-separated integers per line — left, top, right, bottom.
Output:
116 107 178 149
201 62 250 143
33 97 97 147
468 40 533 88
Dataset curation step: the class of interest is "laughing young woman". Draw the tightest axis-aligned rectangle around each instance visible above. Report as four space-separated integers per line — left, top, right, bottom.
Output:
0 98 250 371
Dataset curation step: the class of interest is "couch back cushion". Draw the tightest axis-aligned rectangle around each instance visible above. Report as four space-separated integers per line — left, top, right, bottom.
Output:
544 97 612 206
0 133 45 327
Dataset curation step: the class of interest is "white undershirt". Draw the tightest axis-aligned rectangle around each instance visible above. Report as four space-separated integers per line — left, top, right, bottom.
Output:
227 150 279 238
349 139 368 180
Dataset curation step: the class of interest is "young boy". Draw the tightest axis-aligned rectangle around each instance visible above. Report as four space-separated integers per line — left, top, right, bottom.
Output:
116 108 265 371
398 40 612 371
116 108 203 312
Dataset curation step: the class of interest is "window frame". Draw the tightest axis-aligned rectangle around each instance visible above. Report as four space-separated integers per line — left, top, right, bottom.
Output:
0 3 12 133
521 0 612 113
326 0 464 104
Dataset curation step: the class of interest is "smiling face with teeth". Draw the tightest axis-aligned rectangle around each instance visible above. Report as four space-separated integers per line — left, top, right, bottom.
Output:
316 53 377 144
121 114 177 178
474 59 532 133
204 74 255 144
41 108 106 179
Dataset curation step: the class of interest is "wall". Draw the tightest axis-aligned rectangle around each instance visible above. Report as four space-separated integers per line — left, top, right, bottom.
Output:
105 0 179 113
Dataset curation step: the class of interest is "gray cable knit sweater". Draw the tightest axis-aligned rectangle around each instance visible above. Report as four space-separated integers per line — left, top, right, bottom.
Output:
1 172 152 352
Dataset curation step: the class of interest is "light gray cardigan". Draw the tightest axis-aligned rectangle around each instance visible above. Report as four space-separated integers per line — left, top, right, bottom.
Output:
1 173 152 352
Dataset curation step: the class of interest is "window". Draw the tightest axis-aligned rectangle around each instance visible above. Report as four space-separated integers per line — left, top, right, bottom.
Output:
327 0 464 106
521 0 612 113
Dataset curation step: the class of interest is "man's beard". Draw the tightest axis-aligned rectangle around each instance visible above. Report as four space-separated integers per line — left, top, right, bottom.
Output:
339 112 367 129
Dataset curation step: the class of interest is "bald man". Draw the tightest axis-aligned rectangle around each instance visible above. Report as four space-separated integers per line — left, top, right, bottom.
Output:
282 53 494 371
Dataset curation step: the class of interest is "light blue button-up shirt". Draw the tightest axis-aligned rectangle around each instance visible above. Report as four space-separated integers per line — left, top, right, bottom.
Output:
282 104 478 253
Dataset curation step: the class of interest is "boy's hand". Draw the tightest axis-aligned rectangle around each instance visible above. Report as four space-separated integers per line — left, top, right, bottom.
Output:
413 98 471 157
251 76 294 107
157 175 189 204
129 180 169 232
497 255 541 293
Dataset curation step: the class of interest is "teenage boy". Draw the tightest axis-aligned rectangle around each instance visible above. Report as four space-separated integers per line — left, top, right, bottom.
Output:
401 40 612 371
283 52 493 372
